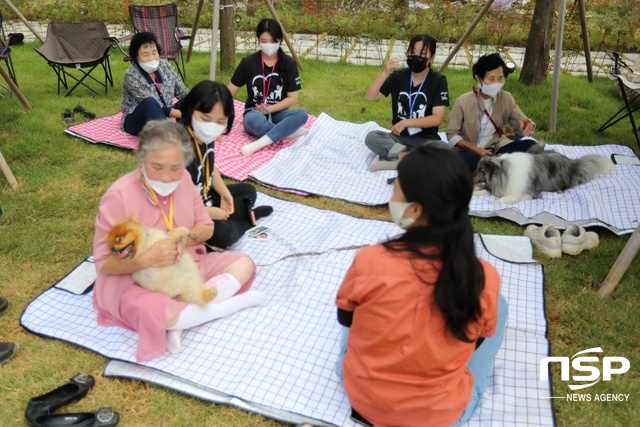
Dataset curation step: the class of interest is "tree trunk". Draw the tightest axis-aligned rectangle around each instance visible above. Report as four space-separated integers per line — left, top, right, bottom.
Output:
247 0 258 17
220 0 236 71
520 0 555 85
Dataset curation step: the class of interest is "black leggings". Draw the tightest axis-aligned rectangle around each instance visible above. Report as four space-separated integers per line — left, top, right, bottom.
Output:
206 183 257 249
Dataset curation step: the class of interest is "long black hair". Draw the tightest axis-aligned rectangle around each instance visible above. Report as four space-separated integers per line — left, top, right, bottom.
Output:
383 145 485 342
256 18 286 75
180 80 235 135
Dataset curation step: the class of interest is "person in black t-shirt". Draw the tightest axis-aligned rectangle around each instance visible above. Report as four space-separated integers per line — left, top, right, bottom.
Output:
228 18 309 157
364 34 450 171
180 81 273 249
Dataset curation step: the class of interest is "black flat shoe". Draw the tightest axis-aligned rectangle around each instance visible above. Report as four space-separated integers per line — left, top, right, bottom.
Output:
61 109 74 123
0 342 17 364
253 205 274 221
25 374 96 425
30 407 119 427
72 105 96 120
0 296 8 315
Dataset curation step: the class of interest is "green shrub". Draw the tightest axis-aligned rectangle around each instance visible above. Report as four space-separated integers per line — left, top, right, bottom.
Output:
6 0 639 52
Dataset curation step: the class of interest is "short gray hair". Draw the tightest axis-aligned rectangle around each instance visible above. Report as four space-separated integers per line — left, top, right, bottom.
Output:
135 120 195 165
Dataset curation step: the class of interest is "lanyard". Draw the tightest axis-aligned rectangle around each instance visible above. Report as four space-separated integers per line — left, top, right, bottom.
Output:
473 86 504 137
477 101 494 144
261 53 278 105
145 183 174 230
187 127 211 198
408 70 428 118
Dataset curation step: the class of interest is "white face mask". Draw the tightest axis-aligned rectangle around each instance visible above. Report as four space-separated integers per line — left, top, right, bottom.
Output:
143 167 181 197
388 201 416 229
260 42 280 57
192 118 226 144
139 59 160 73
479 82 504 98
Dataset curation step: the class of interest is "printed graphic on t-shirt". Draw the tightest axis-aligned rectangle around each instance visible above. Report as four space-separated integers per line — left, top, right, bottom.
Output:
251 73 283 105
397 91 428 119
189 144 215 204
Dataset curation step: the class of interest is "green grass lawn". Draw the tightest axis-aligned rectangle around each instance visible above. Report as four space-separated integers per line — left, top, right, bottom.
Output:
0 42 638 426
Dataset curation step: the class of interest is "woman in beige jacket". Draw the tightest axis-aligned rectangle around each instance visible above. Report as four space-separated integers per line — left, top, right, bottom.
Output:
446 53 536 171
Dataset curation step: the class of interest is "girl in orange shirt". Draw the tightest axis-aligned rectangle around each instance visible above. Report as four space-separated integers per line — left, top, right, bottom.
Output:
336 145 507 426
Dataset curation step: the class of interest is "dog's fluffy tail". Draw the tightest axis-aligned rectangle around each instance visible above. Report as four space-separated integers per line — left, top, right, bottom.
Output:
571 155 612 187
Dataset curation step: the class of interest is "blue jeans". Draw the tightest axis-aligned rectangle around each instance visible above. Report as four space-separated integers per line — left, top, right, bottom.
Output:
335 295 508 424
242 108 308 144
455 294 508 424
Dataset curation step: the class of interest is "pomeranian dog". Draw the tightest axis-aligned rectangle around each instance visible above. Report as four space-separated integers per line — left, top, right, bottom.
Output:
105 216 216 306
473 150 612 204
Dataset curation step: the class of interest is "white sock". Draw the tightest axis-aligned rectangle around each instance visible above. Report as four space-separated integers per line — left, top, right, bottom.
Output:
205 273 241 303
168 291 266 331
288 127 309 138
369 159 400 172
241 135 273 156
166 329 182 354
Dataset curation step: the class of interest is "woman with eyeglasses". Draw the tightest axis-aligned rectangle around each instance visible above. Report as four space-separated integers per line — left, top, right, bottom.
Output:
364 34 450 171
227 18 309 157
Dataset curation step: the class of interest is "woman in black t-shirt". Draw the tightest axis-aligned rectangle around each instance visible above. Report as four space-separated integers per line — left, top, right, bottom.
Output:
364 34 450 171
180 81 273 249
228 18 309 156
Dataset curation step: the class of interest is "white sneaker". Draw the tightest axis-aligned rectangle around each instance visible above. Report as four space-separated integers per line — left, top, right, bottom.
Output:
561 224 599 255
524 224 562 258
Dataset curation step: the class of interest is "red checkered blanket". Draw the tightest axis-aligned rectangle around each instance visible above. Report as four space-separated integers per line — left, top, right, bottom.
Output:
65 99 316 182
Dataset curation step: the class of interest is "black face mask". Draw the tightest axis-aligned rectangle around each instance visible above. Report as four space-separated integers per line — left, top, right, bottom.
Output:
406 55 428 73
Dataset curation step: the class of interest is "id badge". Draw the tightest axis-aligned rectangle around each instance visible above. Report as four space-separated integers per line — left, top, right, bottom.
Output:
407 127 421 136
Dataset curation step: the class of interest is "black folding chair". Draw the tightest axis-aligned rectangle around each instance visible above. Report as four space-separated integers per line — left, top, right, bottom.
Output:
0 11 18 96
126 3 190 81
594 51 640 148
35 22 116 96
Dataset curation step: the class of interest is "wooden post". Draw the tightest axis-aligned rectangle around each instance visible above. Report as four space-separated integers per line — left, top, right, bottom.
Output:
186 0 205 63
438 0 495 73
598 224 640 298
209 0 220 80
263 0 303 71
0 65 31 109
0 149 18 189
576 0 593 83
549 0 567 131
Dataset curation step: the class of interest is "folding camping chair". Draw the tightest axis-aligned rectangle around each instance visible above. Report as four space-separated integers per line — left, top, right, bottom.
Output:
35 21 115 97
0 11 18 95
127 3 190 81
594 51 640 148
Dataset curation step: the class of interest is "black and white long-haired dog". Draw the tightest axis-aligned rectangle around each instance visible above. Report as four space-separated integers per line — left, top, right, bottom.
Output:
473 145 612 204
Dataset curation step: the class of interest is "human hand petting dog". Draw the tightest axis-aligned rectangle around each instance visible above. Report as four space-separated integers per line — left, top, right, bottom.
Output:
139 240 183 267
